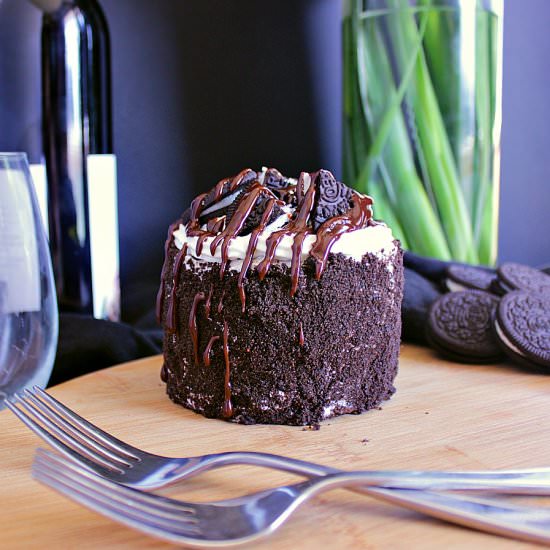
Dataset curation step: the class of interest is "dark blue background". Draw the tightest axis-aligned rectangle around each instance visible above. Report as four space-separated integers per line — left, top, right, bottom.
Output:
1 0 548 310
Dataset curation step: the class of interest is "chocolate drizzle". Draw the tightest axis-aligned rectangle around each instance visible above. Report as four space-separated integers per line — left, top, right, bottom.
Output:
204 284 214 320
166 243 188 333
209 183 282 279
237 197 277 312
256 182 316 295
155 222 180 323
185 169 256 242
310 194 373 279
196 231 210 257
203 335 220 367
202 168 256 218
299 323 305 346
217 289 225 314
196 216 223 256
222 320 233 418
189 192 208 222
189 291 206 365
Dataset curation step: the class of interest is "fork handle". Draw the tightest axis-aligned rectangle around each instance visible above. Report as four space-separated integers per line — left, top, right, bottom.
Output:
170 451 550 495
289 473 550 546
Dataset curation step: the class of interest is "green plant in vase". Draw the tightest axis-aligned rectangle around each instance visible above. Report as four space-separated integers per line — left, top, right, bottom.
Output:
343 0 502 265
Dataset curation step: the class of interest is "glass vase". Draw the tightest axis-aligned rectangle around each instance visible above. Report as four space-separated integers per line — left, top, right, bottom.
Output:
343 0 503 265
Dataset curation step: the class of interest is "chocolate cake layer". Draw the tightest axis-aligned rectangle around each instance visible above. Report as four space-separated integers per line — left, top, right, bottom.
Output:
160 240 403 425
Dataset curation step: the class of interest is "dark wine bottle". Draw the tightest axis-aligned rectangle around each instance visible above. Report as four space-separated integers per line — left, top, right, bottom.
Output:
40 0 119 320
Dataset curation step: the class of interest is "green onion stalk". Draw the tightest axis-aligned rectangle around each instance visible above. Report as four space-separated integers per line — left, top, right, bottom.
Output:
345 1 451 259
343 0 502 265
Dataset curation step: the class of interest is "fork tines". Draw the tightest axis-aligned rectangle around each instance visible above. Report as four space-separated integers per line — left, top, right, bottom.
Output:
6 387 138 474
33 449 201 539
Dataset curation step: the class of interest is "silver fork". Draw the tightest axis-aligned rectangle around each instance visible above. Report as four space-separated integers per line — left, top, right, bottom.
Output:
33 448 550 547
7 386 550 495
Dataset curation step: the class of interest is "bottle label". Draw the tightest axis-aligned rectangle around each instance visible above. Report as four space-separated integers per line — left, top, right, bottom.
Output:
0 168 40 314
87 154 120 321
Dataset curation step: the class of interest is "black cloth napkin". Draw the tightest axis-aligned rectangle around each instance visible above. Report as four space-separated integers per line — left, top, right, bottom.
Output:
47 253 520 386
49 313 162 387
49 281 163 386
400 251 496 343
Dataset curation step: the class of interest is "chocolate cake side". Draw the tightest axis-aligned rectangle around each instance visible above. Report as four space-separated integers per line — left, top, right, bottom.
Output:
161 240 403 426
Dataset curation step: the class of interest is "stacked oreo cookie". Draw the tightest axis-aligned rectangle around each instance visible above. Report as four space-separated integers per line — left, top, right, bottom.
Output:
426 262 550 370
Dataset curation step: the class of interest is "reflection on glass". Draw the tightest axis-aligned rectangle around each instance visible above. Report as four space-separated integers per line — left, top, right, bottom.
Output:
0 153 58 408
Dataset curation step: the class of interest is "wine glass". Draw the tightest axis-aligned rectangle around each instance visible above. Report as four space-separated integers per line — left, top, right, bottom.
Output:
0 153 58 409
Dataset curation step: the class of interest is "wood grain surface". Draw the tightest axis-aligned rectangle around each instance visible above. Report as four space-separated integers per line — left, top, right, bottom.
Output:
2 343 550 549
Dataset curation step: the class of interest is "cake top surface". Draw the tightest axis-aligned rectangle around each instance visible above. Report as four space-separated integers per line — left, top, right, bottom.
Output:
182 167 373 232
167 167 396 306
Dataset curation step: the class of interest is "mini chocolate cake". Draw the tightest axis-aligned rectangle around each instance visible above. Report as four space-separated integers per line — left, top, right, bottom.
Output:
157 168 403 425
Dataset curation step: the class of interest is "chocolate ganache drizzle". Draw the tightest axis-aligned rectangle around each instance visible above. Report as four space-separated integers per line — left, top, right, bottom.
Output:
158 167 375 419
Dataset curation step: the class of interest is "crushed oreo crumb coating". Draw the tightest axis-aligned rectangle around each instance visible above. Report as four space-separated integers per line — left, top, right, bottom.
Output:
162 248 404 425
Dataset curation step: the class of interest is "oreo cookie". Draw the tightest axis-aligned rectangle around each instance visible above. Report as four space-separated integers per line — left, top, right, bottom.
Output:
262 167 291 191
201 168 295 227
311 170 353 230
225 192 286 235
494 290 550 370
496 262 550 295
427 290 503 363
446 265 497 293
489 278 508 296
180 207 191 225
200 169 258 222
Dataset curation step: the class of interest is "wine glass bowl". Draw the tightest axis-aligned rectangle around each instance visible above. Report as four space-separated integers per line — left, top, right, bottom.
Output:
0 153 58 408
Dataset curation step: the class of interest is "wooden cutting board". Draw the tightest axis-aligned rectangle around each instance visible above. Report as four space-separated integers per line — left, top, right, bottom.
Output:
2 343 550 549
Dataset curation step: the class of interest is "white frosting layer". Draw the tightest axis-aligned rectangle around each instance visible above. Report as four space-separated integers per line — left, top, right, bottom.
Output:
446 279 468 293
494 319 526 358
173 215 396 271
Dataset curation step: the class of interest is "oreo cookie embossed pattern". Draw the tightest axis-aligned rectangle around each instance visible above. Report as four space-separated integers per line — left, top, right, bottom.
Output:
427 291 502 363
446 265 496 293
497 263 550 295
157 168 403 425
495 292 550 370
431 262 550 368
